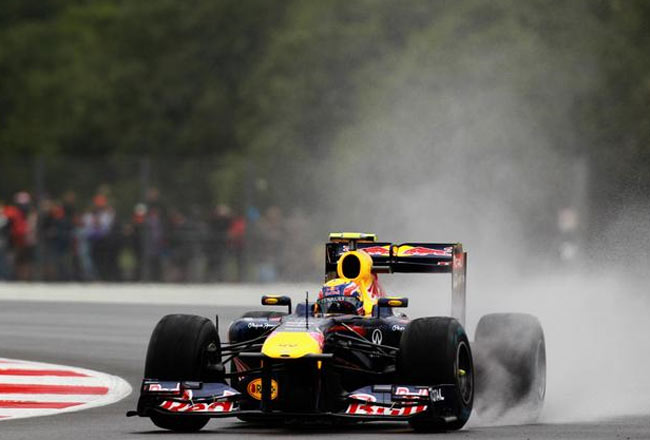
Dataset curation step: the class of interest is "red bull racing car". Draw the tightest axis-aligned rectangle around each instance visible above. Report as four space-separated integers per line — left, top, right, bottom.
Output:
128 233 546 431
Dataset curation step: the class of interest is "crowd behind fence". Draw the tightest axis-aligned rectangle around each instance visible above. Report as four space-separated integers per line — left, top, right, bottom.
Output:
1 154 590 283
0 185 321 283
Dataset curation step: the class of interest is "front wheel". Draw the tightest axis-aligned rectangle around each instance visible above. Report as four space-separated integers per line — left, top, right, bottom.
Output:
144 314 221 432
398 317 473 431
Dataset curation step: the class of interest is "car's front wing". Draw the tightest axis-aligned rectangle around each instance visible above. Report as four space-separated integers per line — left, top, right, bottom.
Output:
127 380 461 423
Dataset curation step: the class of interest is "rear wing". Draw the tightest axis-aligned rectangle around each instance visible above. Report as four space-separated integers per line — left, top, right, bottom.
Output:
325 234 467 325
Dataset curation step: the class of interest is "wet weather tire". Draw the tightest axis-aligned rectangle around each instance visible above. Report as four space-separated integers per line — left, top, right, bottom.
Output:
144 314 221 432
474 313 546 423
398 317 474 432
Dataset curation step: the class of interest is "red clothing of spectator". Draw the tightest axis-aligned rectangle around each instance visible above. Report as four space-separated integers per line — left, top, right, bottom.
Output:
4 205 27 248
227 216 246 249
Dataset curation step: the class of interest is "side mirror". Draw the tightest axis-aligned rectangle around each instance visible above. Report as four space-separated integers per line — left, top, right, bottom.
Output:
261 295 292 314
377 297 408 317
378 297 409 308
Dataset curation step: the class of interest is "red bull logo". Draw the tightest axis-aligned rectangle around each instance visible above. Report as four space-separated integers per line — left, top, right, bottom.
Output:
402 246 451 257
361 246 390 256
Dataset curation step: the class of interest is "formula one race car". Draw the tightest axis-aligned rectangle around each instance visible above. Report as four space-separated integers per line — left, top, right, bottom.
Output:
128 233 546 432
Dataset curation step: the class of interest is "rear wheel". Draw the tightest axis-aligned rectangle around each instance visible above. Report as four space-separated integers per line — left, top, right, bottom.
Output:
474 313 546 423
144 314 221 432
398 317 473 431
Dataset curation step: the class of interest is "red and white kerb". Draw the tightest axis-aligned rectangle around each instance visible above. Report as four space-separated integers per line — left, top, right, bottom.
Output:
0 358 131 420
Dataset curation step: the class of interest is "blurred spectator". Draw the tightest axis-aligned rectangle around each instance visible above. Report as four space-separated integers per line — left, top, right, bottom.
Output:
89 193 120 281
167 206 208 282
184 205 208 282
127 203 148 281
557 207 580 264
5 192 37 280
141 187 168 282
228 212 247 282
40 197 60 280
206 204 232 281
61 191 78 280
0 186 308 283
167 209 191 282
144 204 165 282
78 205 97 281
253 206 285 282
0 201 11 280
146 187 166 217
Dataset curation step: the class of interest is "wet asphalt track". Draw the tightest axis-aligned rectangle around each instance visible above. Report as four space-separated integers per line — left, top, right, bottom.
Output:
0 300 648 440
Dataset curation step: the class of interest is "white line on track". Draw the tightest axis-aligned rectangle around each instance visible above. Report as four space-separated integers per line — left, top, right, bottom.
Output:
0 282 319 306
0 394 109 402
0 358 131 421
0 376 112 386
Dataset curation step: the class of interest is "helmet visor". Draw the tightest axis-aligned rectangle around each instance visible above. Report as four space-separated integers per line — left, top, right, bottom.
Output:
317 294 363 315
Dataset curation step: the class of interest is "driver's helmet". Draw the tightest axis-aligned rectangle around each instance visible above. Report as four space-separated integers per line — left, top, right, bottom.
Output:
317 279 364 315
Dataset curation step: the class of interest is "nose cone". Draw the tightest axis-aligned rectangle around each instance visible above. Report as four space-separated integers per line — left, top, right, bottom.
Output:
261 331 324 359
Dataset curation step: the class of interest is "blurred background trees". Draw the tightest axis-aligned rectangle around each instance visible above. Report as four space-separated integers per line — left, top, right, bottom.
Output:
1 0 649 280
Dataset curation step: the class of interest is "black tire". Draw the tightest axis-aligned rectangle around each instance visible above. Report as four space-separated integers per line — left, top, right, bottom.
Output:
398 317 473 432
144 314 221 432
474 313 546 423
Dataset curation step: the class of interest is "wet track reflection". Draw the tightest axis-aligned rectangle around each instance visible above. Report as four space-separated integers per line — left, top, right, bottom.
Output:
0 300 646 440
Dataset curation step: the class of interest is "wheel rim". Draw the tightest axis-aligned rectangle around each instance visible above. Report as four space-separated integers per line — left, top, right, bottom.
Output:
456 341 473 405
